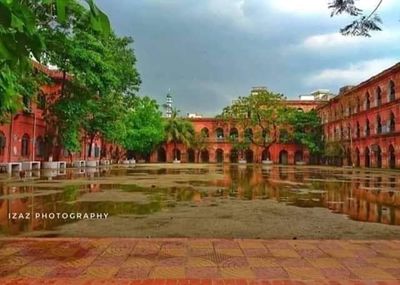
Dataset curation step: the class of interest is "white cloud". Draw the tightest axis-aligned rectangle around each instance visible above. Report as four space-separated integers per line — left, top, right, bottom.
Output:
269 0 330 15
301 29 400 50
306 58 399 87
270 0 395 16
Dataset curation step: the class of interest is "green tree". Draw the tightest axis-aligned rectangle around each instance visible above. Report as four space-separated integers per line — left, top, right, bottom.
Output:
190 130 208 163
324 141 345 166
230 138 251 161
221 89 287 160
36 5 140 159
286 109 323 155
0 0 110 119
123 96 164 160
328 0 384 36
164 109 194 161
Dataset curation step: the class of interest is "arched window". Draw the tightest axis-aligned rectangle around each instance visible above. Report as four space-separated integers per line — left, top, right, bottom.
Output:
356 122 360 138
279 129 289 142
22 95 31 112
376 115 382 134
389 112 396 133
356 97 361 113
0 132 5 156
389 80 396 102
215 128 224 140
229 128 239 140
200 127 209 138
376 87 382 107
365 92 370 110
365 119 370 136
37 93 46 110
36 136 45 157
244 128 253 141
21 134 30 157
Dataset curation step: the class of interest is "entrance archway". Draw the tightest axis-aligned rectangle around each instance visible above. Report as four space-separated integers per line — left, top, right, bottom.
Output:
279 150 289 165
389 145 396 169
230 149 239 163
157 147 166 162
201 149 209 163
375 146 382 168
173 149 181 161
346 147 352 166
294 150 303 163
187 148 195 163
261 149 271 161
365 147 370 168
355 148 360 167
245 149 254 163
216 149 224 163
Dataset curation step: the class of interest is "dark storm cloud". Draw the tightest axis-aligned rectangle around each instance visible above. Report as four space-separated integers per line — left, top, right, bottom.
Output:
96 0 400 116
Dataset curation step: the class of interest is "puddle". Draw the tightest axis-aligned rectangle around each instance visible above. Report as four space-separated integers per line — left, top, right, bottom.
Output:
0 164 399 236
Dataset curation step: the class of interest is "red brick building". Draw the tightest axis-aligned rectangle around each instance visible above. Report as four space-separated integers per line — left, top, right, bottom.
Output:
150 100 321 164
3 62 400 169
318 62 400 169
0 63 115 165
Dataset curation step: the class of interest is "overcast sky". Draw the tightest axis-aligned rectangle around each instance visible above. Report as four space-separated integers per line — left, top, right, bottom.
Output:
96 0 400 116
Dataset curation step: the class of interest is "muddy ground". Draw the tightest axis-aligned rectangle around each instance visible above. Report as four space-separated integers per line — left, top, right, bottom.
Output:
2 164 400 239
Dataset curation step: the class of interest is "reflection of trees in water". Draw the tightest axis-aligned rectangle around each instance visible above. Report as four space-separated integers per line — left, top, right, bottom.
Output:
2 167 400 236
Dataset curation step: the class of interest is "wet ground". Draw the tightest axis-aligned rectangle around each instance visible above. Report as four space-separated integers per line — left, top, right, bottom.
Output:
0 164 400 239
1 238 400 282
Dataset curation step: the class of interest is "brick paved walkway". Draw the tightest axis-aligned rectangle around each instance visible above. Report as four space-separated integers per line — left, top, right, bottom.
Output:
0 238 400 284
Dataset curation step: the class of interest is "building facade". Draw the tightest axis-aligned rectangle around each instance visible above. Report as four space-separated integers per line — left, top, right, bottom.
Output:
0 63 118 165
3 62 400 168
150 100 321 164
318 62 400 169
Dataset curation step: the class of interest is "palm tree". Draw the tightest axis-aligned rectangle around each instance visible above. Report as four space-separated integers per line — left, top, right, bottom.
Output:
164 109 194 161
190 131 208 163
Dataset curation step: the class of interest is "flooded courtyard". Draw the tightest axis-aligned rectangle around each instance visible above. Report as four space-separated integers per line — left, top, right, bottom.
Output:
1 164 400 239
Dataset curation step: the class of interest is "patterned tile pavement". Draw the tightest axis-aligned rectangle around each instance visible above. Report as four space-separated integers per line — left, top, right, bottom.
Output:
0 238 400 284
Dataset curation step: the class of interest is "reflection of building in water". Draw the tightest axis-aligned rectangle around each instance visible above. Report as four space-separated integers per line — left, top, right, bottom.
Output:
211 166 400 225
1 167 400 236
0 183 106 235
323 177 400 225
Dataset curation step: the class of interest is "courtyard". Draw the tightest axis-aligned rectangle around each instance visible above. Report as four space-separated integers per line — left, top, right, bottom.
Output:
1 164 400 239
1 164 400 283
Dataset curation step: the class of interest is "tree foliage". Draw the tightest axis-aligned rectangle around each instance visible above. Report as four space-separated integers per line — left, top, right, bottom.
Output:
0 0 111 118
164 109 194 160
220 89 287 152
221 89 324 155
189 131 208 162
329 0 383 36
286 110 323 154
122 96 164 158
